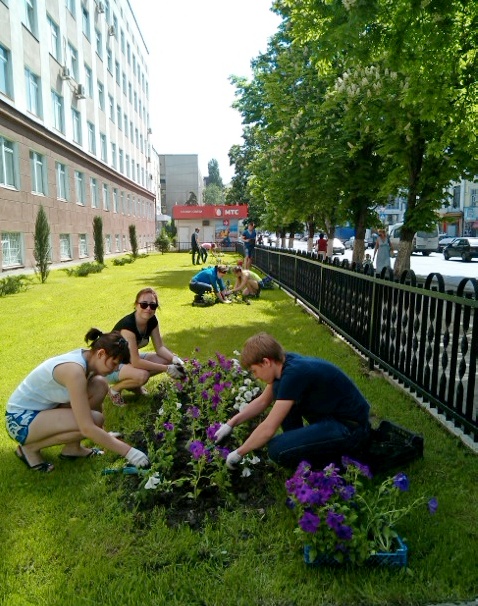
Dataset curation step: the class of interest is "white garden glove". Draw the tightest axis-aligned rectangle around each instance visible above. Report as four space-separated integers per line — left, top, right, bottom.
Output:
214 422 233 443
226 449 243 470
125 447 150 468
172 355 185 366
167 364 185 379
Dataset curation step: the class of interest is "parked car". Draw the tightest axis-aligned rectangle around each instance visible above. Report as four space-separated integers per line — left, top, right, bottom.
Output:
443 237 478 262
437 236 457 253
332 238 345 255
344 237 355 250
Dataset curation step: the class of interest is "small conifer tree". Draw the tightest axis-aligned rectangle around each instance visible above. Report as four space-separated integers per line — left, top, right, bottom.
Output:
93 216 104 264
33 204 51 283
129 224 138 257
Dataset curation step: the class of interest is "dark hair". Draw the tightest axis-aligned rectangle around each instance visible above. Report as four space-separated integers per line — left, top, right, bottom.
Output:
84 328 131 364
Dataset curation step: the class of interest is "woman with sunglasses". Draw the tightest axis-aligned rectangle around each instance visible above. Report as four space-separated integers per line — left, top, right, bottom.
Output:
107 287 185 406
5 328 150 473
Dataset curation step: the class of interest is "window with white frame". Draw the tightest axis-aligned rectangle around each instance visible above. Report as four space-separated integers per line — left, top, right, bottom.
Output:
2 232 23 267
0 136 17 188
105 233 111 254
84 63 93 97
56 162 68 200
104 0 110 23
128 82 132 103
471 189 478 207
0 45 12 97
122 234 126 250
25 68 41 117
79 233 88 257
126 193 130 214
116 104 121 128
95 29 103 59
74 170 85 204
123 112 128 134
90 177 98 208
131 158 134 179
51 90 64 133
130 121 133 140
47 15 60 61
113 187 118 212
122 72 126 94
127 42 130 64
108 94 114 121
23 0 37 36
111 142 116 168
120 29 125 53
100 133 107 162
125 154 129 177
68 43 79 80
102 183 109 210
66 0 76 18
87 121 96 154
120 191 125 213
97 80 104 110
72 107 82 144
119 149 124 173
30 151 46 194
115 234 120 252
60 233 72 260
81 4 90 39
106 47 113 73
115 60 120 84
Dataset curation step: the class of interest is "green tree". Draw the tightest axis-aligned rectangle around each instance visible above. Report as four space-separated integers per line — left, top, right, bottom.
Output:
207 158 223 188
203 183 225 205
93 216 104 265
186 191 198 206
129 224 138 258
33 204 51 283
155 229 171 254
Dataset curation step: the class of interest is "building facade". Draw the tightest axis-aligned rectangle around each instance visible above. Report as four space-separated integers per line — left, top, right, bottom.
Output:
159 154 203 217
0 0 155 271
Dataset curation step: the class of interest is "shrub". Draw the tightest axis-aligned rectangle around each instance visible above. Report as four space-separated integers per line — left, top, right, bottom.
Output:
0 274 31 297
129 224 138 258
33 205 51 283
155 230 171 254
93 216 104 265
112 255 135 266
64 262 105 277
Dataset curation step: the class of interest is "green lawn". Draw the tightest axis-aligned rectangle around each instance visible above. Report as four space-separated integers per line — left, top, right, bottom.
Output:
0 253 476 606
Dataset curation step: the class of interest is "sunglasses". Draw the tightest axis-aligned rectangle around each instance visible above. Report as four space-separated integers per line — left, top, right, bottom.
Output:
138 301 158 310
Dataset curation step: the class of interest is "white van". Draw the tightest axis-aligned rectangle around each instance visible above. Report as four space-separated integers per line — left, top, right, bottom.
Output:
388 223 439 256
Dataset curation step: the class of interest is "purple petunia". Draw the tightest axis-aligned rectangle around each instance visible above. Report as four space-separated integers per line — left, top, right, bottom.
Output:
299 511 320 533
206 422 221 441
189 440 210 460
163 422 174 431
187 406 201 419
342 456 373 479
393 472 410 492
427 497 438 514
215 446 230 459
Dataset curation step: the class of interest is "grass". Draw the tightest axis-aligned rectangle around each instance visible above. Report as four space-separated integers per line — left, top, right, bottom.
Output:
0 252 477 606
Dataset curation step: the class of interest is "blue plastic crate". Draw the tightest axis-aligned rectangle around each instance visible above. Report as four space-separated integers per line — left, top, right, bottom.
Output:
304 535 408 568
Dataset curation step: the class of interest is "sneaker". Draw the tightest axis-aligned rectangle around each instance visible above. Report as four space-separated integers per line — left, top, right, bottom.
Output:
109 388 126 407
192 300 207 307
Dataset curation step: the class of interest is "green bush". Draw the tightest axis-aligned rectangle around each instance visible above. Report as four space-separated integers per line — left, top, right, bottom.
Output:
155 230 171 254
112 255 135 266
64 262 105 277
0 274 31 296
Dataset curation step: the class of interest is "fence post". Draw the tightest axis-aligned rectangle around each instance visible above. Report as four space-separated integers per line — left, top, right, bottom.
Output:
368 278 377 370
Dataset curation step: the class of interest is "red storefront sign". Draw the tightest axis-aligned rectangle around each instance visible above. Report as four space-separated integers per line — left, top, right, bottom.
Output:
172 205 248 220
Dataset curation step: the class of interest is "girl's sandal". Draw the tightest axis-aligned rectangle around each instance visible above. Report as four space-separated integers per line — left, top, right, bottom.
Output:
16 446 54 473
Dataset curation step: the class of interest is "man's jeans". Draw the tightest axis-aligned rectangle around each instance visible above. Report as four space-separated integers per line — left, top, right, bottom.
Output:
268 416 370 469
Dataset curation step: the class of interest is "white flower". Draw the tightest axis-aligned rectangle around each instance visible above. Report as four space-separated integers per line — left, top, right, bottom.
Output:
248 456 261 465
157 407 164 415
244 391 253 401
241 467 252 478
252 387 261 396
244 378 252 385
233 350 241 356
238 386 247 393
176 403 182 409
144 473 161 490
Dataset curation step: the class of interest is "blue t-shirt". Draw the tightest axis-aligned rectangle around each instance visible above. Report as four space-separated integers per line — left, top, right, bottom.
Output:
273 352 370 426
191 267 225 292
243 228 256 251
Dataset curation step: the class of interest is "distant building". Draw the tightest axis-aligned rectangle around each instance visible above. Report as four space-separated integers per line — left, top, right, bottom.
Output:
0 0 155 271
159 154 204 217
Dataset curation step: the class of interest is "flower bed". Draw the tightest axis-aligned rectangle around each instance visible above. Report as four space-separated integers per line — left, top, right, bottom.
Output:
112 351 278 527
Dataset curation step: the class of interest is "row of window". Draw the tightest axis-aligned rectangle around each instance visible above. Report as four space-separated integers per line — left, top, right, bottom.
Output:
2 230 150 268
0 135 154 219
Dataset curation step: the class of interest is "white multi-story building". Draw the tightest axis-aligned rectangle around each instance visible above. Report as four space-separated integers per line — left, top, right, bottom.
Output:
0 0 155 270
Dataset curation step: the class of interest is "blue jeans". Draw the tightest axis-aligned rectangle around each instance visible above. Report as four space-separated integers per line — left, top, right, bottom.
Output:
268 416 370 469
189 280 213 297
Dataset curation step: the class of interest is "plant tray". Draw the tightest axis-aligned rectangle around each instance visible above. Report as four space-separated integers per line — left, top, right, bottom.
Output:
304 535 408 568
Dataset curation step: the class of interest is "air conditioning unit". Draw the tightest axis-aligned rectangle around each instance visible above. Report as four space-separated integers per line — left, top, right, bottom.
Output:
147 127 152 134
96 1 105 13
75 84 86 99
108 25 116 36
61 66 71 80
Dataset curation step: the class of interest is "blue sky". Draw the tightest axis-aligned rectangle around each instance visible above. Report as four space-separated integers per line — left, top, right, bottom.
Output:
130 0 281 183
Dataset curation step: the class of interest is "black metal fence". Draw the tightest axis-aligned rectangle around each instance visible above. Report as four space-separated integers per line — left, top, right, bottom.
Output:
240 243 478 443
